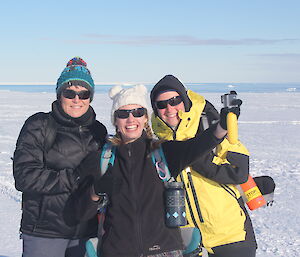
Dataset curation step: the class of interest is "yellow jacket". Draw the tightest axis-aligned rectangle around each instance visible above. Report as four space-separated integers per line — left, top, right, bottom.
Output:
151 90 252 253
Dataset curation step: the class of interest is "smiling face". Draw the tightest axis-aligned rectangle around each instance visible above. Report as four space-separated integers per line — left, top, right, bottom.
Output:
155 91 185 127
114 104 147 144
60 85 91 118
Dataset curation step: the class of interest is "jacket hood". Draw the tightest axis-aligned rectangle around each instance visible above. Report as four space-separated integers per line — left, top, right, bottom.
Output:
151 90 205 141
150 75 192 116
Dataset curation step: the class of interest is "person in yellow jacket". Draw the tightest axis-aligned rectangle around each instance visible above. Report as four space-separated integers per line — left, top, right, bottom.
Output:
150 75 257 257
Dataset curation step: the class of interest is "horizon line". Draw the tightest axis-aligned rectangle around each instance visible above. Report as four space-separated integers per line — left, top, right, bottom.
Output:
0 81 299 86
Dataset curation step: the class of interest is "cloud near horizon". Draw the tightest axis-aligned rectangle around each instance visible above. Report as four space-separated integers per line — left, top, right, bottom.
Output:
251 53 300 58
59 34 299 46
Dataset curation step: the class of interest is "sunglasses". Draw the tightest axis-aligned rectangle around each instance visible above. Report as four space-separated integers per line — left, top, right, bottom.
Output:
62 89 91 100
115 107 146 119
155 95 183 109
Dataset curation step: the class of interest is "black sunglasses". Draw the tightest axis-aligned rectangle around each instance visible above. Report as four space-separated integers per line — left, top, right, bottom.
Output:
115 107 146 119
62 89 91 100
155 95 183 109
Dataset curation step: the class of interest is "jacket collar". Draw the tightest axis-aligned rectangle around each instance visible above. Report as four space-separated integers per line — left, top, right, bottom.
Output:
151 90 205 141
51 100 96 127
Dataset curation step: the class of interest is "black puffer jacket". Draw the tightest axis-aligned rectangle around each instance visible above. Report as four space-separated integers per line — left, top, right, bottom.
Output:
13 100 107 239
82 126 222 257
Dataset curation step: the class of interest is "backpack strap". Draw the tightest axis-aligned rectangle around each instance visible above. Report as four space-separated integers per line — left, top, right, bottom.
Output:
151 145 174 182
89 142 115 256
151 146 203 255
100 142 173 183
200 112 210 131
100 142 116 177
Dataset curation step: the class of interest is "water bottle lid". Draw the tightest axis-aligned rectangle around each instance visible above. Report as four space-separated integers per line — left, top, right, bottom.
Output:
164 181 184 189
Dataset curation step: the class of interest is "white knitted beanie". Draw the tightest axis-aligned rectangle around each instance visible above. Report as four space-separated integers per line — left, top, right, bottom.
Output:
109 84 149 124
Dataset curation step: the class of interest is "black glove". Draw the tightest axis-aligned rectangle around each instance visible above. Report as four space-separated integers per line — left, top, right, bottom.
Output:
253 176 276 195
75 151 101 182
219 106 241 130
254 176 275 206
93 169 114 197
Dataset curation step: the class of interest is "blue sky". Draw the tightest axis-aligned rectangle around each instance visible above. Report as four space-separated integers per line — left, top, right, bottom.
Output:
1 0 300 84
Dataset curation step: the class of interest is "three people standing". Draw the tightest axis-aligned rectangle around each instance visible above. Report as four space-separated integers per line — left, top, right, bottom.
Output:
13 59 255 257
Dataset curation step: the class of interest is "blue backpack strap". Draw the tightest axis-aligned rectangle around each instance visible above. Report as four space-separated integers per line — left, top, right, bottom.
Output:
85 239 98 257
151 145 202 256
86 142 116 257
182 227 202 256
100 142 116 176
151 145 174 182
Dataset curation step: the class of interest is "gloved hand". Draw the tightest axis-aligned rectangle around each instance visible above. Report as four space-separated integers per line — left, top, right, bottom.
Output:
254 176 276 206
75 151 101 182
253 176 275 195
219 106 241 130
93 169 115 198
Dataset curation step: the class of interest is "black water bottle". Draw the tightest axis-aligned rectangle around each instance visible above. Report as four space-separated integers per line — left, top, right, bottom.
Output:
164 182 187 227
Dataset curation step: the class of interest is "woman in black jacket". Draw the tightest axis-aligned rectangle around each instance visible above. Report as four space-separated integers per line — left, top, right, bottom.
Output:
13 57 107 257
80 84 235 257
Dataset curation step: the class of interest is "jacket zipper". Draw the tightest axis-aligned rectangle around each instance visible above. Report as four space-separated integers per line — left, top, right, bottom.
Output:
128 146 143 255
74 125 88 237
78 126 86 153
180 173 199 228
173 130 176 140
221 184 238 199
186 169 204 223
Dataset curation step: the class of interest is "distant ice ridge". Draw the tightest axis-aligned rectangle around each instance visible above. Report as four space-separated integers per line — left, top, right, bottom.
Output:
240 121 300 125
227 84 236 88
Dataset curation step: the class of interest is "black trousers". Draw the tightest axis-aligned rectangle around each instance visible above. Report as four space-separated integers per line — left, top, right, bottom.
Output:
208 242 256 257
22 233 88 257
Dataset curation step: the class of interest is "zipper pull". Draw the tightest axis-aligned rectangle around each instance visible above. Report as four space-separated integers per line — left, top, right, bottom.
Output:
186 117 191 127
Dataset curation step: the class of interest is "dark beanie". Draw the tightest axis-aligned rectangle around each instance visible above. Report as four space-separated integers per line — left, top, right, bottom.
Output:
150 75 192 116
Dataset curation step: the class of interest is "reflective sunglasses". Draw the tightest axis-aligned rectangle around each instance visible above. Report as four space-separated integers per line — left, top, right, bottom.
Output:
62 89 91 100
115 107 146 119
155 95 183 109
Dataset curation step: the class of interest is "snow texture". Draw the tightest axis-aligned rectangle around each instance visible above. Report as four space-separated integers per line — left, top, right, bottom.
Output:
0 91 299 257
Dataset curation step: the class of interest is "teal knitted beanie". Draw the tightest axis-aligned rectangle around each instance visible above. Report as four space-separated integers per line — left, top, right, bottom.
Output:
56 57 95 101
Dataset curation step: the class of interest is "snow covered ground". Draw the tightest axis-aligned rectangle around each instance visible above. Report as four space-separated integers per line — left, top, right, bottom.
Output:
0 90 299 257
